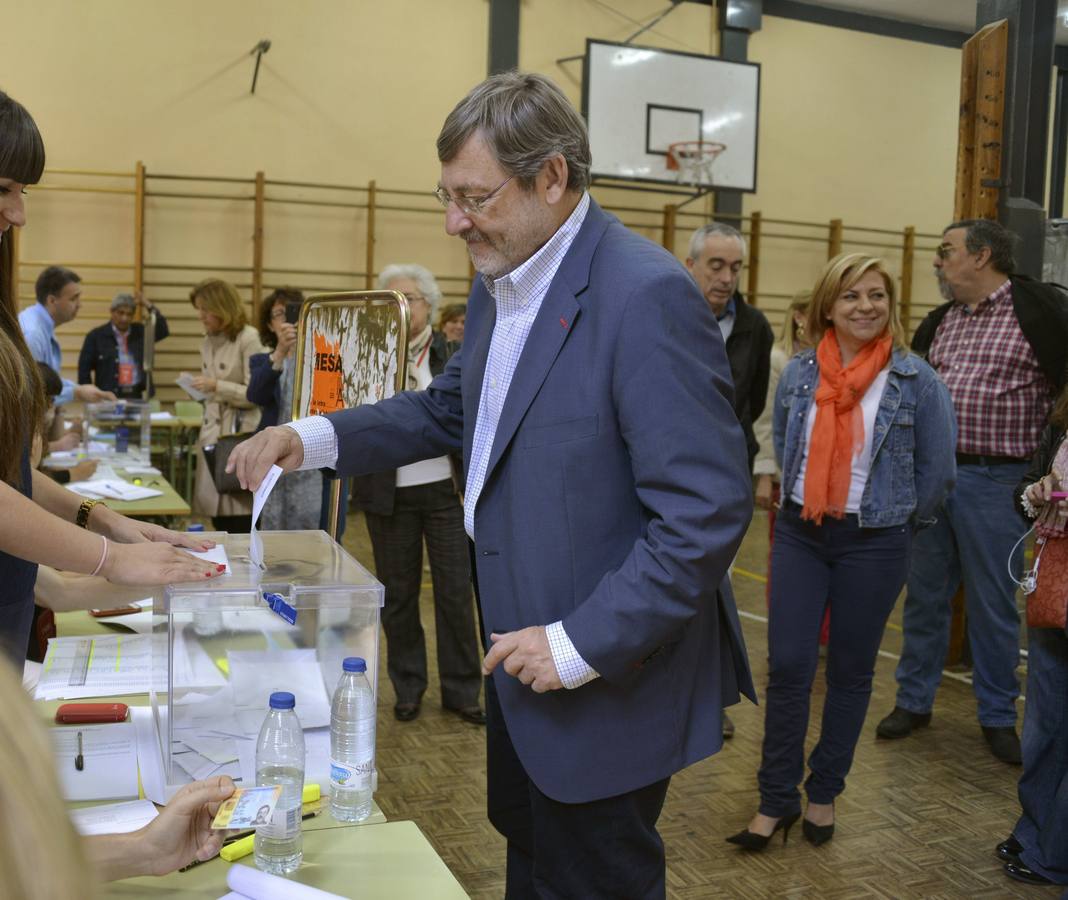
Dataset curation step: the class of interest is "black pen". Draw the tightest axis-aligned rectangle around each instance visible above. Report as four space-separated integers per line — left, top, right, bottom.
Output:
74 731 84 771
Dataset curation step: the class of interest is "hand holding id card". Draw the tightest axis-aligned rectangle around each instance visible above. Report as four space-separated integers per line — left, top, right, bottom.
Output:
211 786 282 830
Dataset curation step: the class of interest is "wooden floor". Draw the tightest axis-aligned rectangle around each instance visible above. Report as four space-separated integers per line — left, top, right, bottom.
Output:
337 508 1058 899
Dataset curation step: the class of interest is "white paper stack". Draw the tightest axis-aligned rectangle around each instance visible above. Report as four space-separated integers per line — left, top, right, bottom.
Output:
222 865 349 899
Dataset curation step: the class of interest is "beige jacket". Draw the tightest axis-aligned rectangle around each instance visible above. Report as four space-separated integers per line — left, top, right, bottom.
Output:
193 325 266 518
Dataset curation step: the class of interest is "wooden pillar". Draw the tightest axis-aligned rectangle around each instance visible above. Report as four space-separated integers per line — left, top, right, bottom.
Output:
900 226 915 336
662 204 677 253
954 20 1008 221
134 161 146 305
828 218 843 259
747 210 761 306
365 179 376 290
252 171 265 321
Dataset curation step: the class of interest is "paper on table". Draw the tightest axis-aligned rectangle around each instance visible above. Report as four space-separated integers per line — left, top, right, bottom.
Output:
226 864 349 900
228 648 331 729
22 659 42 693
66 479 164 501
123 464 163 475
132 706 167 804
249 465 283 569
150 411 175 421
69 799 158 836
36 634 154 700
176 372 208 401
52 722 140 801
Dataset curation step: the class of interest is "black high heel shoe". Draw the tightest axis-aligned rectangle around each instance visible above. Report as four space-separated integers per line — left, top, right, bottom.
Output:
802 817 835 846
725 812 801 851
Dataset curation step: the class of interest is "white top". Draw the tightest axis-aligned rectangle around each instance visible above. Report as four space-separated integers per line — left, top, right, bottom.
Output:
790 368 889 513
395 346 452 487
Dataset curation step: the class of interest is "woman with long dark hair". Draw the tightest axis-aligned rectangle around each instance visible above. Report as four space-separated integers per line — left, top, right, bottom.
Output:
0 90 222 661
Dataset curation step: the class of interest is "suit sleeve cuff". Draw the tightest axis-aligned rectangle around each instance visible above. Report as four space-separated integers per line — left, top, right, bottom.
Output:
545 621 600 689
286 416 339 470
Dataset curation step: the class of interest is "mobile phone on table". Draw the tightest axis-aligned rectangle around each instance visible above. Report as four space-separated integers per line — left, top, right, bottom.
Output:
55 703 130 724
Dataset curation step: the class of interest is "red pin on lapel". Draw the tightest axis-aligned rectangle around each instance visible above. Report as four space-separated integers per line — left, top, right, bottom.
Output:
559 317 569 329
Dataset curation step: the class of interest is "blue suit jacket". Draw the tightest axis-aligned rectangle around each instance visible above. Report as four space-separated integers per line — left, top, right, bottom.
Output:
326 199 755 802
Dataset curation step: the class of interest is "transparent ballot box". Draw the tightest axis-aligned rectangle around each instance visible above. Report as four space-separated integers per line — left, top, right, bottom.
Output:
150 530 383 797
84 399 151 463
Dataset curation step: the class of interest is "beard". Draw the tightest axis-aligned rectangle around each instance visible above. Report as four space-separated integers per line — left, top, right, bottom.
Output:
935 270 955 301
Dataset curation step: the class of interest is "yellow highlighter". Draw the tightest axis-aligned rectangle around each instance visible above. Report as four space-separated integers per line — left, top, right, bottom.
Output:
220 834 255 862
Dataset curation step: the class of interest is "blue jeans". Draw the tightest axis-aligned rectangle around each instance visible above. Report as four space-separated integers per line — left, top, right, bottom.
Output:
758 506 910 816
1014 626 1068 883
894 462 1027 726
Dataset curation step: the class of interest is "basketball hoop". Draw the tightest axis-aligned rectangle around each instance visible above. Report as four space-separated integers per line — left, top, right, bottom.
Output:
666 140 727 187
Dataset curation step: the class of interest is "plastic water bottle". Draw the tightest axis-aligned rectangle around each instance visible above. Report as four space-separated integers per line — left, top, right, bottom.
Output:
329 657 376 822
254 691 306 875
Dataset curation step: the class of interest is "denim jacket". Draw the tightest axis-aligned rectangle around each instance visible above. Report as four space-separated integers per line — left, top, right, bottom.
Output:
774 347 957 528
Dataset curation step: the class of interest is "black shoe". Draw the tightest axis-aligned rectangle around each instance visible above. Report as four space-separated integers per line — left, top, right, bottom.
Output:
444 704 486 725
875 706 932 739
982 726 1022 765
1004 861 1054 885
802 818 835 847
722 712 735 739
996 835 1023 863
394 701 421 722
725 812 800 851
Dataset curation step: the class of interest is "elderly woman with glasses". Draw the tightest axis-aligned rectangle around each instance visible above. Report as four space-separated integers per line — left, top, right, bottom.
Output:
727 253 956 851
354 263 484 725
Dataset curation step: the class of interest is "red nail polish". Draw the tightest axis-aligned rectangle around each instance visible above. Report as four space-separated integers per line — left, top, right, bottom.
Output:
216 564 225 571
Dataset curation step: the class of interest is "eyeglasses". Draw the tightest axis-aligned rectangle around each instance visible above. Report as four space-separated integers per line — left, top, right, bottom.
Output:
403 292 429 305
269 309 287 321
433 175 514 216
935 244 956 260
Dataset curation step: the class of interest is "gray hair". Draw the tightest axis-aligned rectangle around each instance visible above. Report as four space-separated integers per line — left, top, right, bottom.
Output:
945 218 1017 274
110 292 136 312
437 71 591 193
688 222 747 261
377 264 442 315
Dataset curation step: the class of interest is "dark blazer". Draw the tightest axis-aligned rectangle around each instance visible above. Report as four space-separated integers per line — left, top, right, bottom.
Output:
911 275 1068 390
247 352 285 429
723 293 774 466
321 199 755 803
77 313 169 397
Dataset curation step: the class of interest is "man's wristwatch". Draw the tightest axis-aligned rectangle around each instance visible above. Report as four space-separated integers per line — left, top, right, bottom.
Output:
76 498 105 529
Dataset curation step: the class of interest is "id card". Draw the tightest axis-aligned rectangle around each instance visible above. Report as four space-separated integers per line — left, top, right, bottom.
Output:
211 785 281 830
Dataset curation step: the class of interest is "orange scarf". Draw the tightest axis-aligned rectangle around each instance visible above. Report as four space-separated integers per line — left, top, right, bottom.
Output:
802 329 893 524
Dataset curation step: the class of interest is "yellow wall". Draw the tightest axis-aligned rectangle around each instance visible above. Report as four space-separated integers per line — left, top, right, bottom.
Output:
4 1 970 400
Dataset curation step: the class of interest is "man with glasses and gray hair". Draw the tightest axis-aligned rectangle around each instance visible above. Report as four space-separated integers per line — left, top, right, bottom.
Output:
228 71 754 897
877 219 1068 766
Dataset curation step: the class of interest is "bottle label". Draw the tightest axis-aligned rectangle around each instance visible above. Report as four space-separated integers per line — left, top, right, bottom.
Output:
330 758 373 791
257 804 299 839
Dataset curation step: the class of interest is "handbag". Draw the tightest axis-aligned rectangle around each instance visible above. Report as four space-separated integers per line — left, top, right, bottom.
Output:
1028 535 1068 629
202 431 255 495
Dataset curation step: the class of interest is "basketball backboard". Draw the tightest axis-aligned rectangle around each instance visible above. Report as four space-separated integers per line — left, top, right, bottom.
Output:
582 39 760 191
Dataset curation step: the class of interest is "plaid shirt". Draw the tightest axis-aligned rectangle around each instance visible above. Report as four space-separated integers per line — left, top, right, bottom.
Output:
928 280 1053 458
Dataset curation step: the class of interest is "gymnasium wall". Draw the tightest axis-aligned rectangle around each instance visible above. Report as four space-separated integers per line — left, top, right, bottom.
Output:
2 1 988 400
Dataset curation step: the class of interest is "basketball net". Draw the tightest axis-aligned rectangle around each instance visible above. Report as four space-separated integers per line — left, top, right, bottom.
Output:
666 141 727 188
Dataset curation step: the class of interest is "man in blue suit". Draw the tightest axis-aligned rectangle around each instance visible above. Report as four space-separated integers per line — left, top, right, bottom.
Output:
230 72 754 898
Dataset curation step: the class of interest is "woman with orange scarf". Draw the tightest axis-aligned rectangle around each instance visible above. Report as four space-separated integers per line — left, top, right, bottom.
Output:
727 254 956 851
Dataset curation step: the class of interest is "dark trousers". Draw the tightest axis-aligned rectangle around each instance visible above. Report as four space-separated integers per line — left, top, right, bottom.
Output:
758 505 910 815
485 676 670 899
364 479 481 709
1014 625 1068 883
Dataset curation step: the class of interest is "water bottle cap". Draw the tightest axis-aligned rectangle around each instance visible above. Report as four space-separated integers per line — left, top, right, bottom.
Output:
269 691 296 710
342 657 366 673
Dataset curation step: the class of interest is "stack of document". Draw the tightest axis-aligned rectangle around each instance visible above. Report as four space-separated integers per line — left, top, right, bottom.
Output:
66 478 163 501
